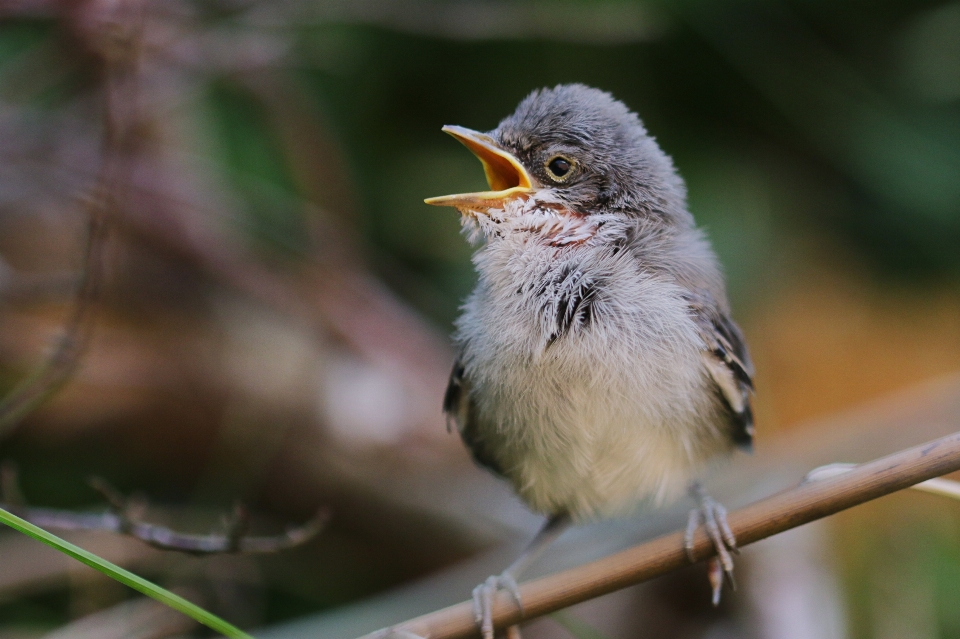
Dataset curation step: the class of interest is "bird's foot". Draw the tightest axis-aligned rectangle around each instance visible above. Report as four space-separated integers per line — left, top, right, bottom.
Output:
684 485 737 606
472 572 523 639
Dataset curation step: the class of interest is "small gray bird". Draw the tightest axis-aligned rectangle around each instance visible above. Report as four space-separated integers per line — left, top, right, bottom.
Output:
426 84 754 638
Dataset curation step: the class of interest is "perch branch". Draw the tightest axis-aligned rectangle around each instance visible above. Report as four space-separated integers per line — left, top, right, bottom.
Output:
365 429 960 639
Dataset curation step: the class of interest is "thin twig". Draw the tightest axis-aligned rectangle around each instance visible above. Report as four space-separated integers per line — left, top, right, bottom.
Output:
805 462 960 502
0 3 138 437
5 504 331 554
0 207 109 435
364 430 960 639
2 470 328 555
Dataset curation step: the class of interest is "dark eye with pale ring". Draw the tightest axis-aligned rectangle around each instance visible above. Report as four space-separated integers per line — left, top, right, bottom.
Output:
546 156 573 181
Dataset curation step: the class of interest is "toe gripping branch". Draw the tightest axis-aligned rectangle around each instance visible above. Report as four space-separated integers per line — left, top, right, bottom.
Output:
473 573 523 639
685 483 738 606
471 514 569 639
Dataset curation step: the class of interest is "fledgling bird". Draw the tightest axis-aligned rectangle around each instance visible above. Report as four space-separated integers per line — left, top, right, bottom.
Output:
425 84 754 638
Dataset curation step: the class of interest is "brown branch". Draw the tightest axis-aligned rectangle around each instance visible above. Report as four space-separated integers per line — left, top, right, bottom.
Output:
0 2 143 437
0 260 81 303
365 429 960 639
0 467 329 555
0 204 109 435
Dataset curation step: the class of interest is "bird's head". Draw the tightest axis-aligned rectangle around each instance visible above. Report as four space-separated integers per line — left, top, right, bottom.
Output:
425 84 690 245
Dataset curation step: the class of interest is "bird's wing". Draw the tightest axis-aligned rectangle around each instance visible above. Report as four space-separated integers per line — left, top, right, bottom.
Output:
443 357 506 476
689 295 755 450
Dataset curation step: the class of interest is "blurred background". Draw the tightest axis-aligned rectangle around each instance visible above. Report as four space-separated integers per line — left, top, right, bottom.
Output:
0 0 958 637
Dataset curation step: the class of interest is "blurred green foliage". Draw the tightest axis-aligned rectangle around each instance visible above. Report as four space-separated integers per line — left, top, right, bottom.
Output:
284 2 960 321
208 79 312 255
6 0 959 324
838 495 960 639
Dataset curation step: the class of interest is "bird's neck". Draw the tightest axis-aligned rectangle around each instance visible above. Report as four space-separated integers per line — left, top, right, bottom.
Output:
469 214 630 295
461 196 610 248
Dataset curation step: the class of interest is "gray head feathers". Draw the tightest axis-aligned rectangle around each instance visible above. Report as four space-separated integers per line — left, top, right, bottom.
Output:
493 84 690 223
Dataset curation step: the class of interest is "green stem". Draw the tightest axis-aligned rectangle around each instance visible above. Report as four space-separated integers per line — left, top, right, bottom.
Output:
0 506 255 638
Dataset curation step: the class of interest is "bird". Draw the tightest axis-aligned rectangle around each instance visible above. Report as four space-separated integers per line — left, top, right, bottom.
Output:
424 84 754 639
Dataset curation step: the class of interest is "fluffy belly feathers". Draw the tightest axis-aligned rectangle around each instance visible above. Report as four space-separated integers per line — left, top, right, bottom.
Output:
458 265 730 520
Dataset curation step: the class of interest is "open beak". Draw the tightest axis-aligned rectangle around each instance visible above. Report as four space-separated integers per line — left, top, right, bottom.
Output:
424 125 534 210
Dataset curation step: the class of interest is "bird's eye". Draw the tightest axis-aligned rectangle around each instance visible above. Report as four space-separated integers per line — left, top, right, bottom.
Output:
545 156 574 181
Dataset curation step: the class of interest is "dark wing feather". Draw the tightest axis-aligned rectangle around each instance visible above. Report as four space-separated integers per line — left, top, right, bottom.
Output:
688 294 755 451
442 359 466 433
712 313 754 388
443 357 505 476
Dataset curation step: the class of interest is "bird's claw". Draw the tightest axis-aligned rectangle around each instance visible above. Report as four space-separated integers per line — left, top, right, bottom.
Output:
472 572 523 639
707 557 725 607
684 487 737 606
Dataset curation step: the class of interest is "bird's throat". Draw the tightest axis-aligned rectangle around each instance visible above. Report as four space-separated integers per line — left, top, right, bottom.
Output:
460 197 600 248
